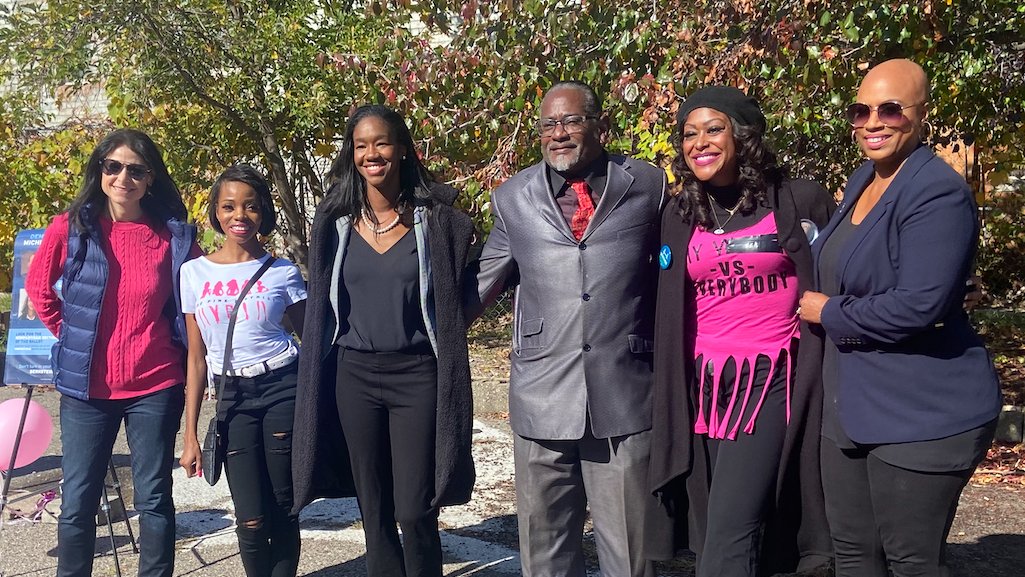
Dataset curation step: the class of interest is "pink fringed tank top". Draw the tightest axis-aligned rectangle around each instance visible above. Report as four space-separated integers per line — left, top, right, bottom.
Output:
686 213 799 439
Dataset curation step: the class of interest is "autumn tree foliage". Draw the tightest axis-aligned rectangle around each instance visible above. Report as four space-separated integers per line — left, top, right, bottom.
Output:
2 1 392 272
1 0 1023 297
400 0 1024 195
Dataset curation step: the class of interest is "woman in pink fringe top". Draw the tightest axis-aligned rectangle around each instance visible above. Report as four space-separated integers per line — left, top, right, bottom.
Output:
648 86 835 577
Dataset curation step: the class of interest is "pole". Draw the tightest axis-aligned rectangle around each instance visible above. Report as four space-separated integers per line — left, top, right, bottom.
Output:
107 461 138 553
0 387 35 518
99 485 123 577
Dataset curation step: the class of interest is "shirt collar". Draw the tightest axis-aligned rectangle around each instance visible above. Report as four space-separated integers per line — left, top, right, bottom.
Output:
547 151 609 197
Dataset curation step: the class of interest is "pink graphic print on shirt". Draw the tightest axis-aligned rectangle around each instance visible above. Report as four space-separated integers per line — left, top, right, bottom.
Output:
196 279 270 327
686 213 799 440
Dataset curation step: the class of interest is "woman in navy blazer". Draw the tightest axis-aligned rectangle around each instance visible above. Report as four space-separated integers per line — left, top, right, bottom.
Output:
798 59 1001 577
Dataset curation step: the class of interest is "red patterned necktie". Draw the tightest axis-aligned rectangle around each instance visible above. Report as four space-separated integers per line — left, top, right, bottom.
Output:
568 178 594 241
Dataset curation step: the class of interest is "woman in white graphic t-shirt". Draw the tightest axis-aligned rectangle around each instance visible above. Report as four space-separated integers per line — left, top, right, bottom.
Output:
178 165 307 577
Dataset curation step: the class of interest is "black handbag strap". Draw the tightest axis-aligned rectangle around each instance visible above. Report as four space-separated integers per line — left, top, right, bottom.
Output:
213 255 276 406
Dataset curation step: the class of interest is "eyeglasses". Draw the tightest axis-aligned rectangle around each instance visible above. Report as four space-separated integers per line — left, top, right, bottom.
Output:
845 101 923 128
99 158 151 180
537 115 598 135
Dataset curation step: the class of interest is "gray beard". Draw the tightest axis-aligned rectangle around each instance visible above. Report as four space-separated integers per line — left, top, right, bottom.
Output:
544 149 581 173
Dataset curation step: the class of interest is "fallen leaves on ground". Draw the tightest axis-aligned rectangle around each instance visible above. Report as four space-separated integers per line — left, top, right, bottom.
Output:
973 443 1025 486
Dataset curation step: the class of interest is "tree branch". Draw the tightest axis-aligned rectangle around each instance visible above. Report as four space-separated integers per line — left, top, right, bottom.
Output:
138 13 261 142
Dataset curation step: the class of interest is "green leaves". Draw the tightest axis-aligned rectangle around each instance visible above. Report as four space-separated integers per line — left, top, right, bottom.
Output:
0 0 1022 297
841 11 859 41
0 118 101 286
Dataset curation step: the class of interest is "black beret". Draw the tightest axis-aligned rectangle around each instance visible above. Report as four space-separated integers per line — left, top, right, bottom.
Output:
676 86 766 134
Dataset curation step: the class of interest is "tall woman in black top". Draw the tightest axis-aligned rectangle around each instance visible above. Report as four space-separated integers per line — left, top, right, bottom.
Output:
291 105 476 577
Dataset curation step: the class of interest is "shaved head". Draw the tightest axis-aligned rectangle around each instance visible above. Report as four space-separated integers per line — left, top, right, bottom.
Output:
861 59 929 105
853 58 930 170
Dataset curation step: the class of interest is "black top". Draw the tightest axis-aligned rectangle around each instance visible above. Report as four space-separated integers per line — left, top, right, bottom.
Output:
817 209 859 446
704 183 772 234
817 211 993 472
548 152 609 225
336 229 431 354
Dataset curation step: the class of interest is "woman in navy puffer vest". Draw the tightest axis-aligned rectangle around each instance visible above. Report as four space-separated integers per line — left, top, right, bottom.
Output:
27 128 199 577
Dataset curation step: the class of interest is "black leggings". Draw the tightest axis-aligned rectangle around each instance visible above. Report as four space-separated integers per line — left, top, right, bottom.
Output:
820 438 974 577
220 363 301 577
335 348 441 577
691 355 788 577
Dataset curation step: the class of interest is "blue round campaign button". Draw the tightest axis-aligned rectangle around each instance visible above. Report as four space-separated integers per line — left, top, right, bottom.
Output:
659 244 672 270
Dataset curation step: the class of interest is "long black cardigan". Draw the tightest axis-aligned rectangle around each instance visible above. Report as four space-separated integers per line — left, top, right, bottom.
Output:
291 185 476 513
648 178 836 572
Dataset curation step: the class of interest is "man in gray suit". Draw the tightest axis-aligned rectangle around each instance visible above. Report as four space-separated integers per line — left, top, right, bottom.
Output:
467 81 668 577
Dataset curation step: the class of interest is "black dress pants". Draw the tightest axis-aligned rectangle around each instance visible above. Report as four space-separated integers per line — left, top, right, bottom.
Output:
335 348 441 577
820 438 976 577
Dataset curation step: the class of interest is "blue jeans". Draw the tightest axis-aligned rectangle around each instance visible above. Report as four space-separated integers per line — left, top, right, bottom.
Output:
58 385 185 577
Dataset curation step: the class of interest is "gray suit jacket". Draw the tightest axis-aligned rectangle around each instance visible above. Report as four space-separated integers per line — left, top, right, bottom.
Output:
467 155 666 440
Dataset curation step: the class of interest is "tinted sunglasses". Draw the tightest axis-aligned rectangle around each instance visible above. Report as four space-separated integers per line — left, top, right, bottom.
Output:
100 158 151 180
845 101 921 128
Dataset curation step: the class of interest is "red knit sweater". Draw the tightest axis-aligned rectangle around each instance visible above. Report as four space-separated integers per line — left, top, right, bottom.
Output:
26 213 187 399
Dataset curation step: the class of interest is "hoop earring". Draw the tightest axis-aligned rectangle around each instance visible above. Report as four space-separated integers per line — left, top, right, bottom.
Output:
851 129 858 143
921 120 935 146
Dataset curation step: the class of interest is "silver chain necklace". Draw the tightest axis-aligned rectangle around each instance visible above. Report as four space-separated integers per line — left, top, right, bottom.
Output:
362 208 402 234
707 193 742 235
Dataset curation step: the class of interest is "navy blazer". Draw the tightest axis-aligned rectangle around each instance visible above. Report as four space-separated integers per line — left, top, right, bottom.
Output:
812 145 1000 444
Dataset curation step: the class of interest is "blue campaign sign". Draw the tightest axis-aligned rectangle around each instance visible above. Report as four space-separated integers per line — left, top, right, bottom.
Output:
4 229 57 386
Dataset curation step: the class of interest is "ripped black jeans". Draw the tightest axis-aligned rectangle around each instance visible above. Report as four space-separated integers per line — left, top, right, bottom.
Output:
218 361 300 577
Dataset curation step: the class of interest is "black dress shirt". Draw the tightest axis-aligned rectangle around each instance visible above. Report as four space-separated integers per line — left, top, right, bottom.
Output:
547 152 609 227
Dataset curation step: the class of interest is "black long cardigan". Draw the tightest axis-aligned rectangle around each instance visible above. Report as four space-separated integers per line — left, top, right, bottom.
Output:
291 185 476 513
648 178 836 572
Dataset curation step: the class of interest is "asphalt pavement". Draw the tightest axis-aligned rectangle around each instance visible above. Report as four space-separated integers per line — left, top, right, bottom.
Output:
2 384 1023 577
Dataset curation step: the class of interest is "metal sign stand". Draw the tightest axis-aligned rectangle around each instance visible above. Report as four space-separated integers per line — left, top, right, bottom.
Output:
100 459 139 577
0 386 137 577
0 386 36 519
0 385 43 577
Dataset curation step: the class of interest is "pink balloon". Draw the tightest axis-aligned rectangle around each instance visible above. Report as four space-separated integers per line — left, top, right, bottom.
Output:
0 398 54 470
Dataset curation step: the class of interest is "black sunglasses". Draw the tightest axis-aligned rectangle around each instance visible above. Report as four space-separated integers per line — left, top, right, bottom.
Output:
100 158 151 180
845 101 922 128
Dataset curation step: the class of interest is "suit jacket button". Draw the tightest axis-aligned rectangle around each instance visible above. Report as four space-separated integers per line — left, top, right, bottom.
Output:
582 293 590 301
579 242 587 250
583 344 591 352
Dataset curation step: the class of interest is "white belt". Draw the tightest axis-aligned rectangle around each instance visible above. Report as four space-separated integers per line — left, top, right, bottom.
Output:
224 343 298 379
